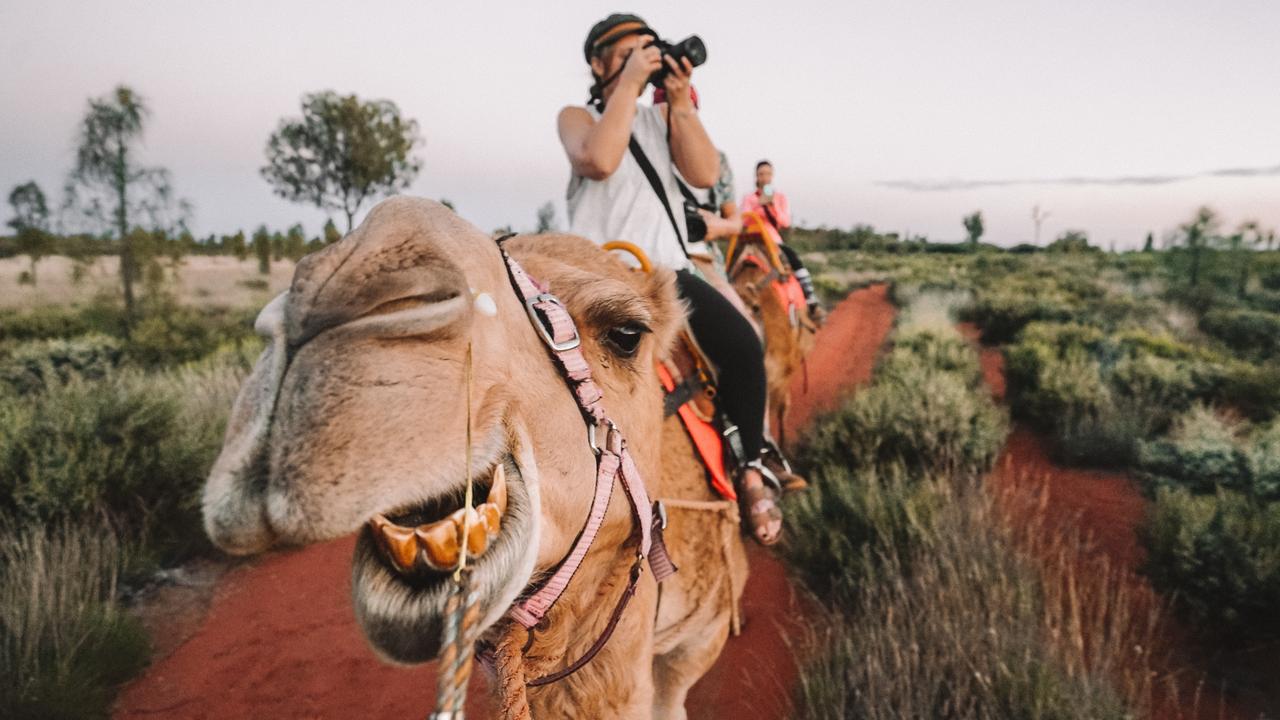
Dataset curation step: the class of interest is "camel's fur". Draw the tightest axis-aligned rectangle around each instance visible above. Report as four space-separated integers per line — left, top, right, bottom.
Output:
729 250 817 449
202 197 747 719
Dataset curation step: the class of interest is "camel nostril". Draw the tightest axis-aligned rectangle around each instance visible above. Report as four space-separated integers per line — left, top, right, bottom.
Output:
364 288 464 319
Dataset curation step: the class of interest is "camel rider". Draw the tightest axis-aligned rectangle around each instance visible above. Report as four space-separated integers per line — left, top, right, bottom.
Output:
654 86 741 243
741 160 825 323
559 13 783 545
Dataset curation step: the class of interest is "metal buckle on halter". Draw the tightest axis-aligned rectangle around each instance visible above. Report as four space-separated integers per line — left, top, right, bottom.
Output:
587 419 618 456
524 293 581 352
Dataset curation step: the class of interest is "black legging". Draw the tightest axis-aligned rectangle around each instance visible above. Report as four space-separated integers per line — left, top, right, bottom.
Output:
777 243 806 272
675 270 766 460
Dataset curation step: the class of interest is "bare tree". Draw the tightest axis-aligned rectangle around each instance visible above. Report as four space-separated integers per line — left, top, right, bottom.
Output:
65 85 190 325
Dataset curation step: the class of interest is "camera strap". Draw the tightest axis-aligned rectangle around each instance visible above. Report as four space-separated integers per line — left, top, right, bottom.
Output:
628 135 691 258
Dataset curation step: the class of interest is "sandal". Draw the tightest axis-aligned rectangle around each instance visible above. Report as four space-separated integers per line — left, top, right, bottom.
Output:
760 443 808 495
739 463 783 546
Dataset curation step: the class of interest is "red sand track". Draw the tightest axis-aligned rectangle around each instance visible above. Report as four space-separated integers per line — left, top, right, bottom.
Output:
115 284 897 720
958 323 1263 720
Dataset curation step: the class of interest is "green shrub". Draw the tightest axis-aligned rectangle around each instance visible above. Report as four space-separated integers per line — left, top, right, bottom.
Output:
0 303 126 343
963 289 1075 343
793 490 1145 720
0 335 125 395
1199 308 1280 360
125 303 256 367
1136 407 1280 502
0 348 254 565
782 464 945 603
0 520 150 720
1054 394 1164 467
1141 487 1280 643
803 345 1006 478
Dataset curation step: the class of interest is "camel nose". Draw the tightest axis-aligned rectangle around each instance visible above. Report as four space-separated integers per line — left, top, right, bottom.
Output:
284 240 470 348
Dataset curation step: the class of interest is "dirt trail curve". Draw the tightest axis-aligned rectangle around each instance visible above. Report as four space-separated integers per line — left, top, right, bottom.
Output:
959 323 1266 720
115 284 897 720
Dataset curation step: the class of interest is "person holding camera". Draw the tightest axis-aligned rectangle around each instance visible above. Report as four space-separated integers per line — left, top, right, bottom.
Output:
741 160 824 323
560 13 782 545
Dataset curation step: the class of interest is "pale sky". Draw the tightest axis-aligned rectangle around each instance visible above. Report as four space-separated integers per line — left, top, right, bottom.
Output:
2 0 1278 248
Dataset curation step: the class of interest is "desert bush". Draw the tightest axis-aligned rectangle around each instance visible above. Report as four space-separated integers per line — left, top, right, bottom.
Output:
963 289 1076 344
0 346 255 566
0 334 124 395
1053 394 1166 468
782 464 946 603
1199 308 1280 360
803 333 1006 479
125 301 256 367
793 485 1178 720
0 519 150 720
1136 406 1280 502
1141 487 1280 643
0 302 126 343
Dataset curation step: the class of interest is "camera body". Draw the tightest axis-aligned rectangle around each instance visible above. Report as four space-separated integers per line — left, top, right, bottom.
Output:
683 200 708 243
647 35 707 87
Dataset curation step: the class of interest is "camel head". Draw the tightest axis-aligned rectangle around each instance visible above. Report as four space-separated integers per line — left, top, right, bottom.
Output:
203 197 682 663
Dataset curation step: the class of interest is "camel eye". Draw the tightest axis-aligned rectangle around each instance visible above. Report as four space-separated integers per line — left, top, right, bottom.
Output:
603 323 648 358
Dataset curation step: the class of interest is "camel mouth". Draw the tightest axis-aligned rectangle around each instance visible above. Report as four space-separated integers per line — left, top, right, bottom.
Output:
350 453 537 664
367 462 508 576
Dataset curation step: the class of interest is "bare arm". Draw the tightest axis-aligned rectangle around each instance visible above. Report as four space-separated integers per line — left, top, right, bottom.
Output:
661 57 719 188
557 47 662 180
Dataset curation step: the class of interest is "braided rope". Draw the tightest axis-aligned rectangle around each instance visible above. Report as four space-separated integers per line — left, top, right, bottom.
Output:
430 342 481 719
494 623 533 720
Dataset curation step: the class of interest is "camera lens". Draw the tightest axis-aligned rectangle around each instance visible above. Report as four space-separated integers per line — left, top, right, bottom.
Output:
678 35 706 67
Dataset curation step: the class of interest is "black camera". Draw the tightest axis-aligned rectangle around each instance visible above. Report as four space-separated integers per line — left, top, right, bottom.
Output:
684 200 708 243
647 35 707 87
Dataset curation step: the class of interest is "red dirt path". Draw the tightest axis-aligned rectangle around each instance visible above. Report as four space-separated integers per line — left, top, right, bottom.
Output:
114 284 897 720
958 323 1262 720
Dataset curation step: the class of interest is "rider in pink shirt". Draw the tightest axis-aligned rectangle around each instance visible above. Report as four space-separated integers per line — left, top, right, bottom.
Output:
740 160 824 322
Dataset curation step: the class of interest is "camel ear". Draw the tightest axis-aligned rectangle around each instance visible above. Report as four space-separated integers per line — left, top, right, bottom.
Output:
203 291 289 555
641 267 684 360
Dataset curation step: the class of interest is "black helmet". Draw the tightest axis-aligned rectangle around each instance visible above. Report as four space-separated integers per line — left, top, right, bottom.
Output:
583 13 655 62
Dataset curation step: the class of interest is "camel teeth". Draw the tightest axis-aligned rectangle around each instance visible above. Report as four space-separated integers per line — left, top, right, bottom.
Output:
462 507 489 556
369 513 419 572
415 515 461 571
489 464 508 516
478 503 502 539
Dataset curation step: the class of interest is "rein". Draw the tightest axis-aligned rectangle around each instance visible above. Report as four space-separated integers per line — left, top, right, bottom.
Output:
493 235 677 688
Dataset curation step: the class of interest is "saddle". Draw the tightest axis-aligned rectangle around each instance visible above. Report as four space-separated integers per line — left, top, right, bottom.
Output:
726 211 812 334
603 241 797 504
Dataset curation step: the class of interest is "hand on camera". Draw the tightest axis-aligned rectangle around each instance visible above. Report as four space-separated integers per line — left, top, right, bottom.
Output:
662 56 696 110
621 46 663 94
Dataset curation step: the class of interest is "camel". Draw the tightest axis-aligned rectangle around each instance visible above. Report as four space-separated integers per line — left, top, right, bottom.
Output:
724 233 818 451
202 197 748 719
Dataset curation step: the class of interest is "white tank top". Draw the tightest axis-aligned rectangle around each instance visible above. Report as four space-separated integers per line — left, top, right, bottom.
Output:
566 104 708 271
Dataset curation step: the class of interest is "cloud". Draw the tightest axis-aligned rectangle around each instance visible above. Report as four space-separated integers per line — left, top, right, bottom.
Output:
877 163 1280 192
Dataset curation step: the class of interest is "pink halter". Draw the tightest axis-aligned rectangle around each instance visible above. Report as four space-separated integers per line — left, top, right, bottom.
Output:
496 238 675 686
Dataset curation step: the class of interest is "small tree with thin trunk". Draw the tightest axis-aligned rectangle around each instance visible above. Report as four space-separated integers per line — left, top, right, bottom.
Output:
7 181 51 285
535 201 557 233
261 91 423 232
962 211 984 247
65 85 190 327
1178 206 1220 287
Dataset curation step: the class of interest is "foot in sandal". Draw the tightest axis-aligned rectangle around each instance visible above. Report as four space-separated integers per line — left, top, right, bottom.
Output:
739 462 782 546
